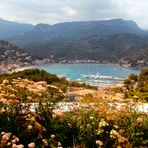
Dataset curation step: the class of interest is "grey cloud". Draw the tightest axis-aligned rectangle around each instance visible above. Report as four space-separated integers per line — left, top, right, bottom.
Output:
0 0 148 28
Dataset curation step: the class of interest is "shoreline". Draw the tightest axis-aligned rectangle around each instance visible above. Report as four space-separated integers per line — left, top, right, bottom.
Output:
0 62 144 74
12 65 38 73
0 63 140 89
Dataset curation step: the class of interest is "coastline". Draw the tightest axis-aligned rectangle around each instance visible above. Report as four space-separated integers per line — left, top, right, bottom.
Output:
0 63 140 89
0 61 144 74
13 65 38 73
35 63 140 88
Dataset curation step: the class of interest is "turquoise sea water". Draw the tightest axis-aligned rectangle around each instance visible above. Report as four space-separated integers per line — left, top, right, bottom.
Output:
39 64 140 86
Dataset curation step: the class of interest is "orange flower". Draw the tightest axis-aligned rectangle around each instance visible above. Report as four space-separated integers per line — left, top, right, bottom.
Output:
117 134 126 143
2 134 10 141
106 115 113 121
34 122 42 131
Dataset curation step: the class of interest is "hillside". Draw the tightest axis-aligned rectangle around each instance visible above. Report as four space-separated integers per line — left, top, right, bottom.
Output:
0 40 34 69
124 69 148 101
0 18 148 67
0 18 33 39
20 33 148 67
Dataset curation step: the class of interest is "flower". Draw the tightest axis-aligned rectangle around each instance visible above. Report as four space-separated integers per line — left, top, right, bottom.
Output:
97 129 104 135
2 79 9 84
106 115 113 121
15 137 20 142
2 134 10 141
99 119 109 127
30 116 35 122
96 140 103 146
27 96 32 100
58 141 62 146
12 143 17 148
11 139 17 143
1 132 6 135
117 146 122 148
117 134 126 143
42 139 48 146
27 125 33 130
137 117 144 124
7 142 11 146
17 144 24 148
89 116 94 120
50 134 56 139
110 129 119 139
28 142 35 148
113 125 119 129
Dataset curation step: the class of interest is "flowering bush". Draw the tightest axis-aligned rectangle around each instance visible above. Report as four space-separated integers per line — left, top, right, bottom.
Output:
0 78 147 147
58 98 148 147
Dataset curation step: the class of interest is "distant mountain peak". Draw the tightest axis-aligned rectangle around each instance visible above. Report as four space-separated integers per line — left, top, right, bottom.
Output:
35 23 50 28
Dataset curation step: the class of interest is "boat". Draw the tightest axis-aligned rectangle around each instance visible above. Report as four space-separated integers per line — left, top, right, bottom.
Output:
82 74 125 81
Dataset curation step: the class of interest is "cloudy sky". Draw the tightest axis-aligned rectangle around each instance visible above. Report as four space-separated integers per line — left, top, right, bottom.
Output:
0 0 148 29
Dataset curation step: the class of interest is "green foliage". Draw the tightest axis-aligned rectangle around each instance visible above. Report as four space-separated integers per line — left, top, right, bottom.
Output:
0 69 147 147
0 95 148 147
124 69 148 102
112 87 123 93
129 73 138 81
0 69 96 92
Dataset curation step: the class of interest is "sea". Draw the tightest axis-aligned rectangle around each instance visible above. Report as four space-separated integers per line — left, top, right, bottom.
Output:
39 64 140 87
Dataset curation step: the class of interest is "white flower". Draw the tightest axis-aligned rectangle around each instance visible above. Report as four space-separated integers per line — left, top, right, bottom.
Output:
28 142 35 148
96 140 103 146
97 129 104 135
99 119 109 127
89 116 94 120
110 129 119 139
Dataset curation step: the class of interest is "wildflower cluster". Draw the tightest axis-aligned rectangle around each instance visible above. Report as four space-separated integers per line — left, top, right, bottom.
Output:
0 132 24 148
0 78 64 105
0 76 147 147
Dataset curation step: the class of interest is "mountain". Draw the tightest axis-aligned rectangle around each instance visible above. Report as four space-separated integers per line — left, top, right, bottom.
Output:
21 33 147 67
0 18 33 39
0 18 147 67
10 19 144 47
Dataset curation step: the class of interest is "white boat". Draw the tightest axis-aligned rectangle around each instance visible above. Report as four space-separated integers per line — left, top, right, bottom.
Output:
82 74 125 81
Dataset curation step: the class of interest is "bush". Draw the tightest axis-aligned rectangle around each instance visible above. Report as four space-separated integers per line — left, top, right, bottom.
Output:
124 69 148 102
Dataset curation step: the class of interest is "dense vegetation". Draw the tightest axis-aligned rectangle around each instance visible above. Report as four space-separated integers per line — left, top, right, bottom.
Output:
124 69 148 102
0 68 148 147
0 77 147 147
0 69 96 92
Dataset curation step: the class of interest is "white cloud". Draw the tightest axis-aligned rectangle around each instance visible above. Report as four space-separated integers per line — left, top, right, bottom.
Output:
63 6 77 17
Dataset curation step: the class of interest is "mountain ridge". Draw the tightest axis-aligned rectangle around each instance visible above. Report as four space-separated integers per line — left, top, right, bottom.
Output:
0 18 147 68
0 18 33 39
9 18 146 47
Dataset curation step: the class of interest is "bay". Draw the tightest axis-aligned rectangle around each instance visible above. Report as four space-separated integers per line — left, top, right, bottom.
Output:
39 64 140 86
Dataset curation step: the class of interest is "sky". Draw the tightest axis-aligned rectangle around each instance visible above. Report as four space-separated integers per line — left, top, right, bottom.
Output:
0 0 148 29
